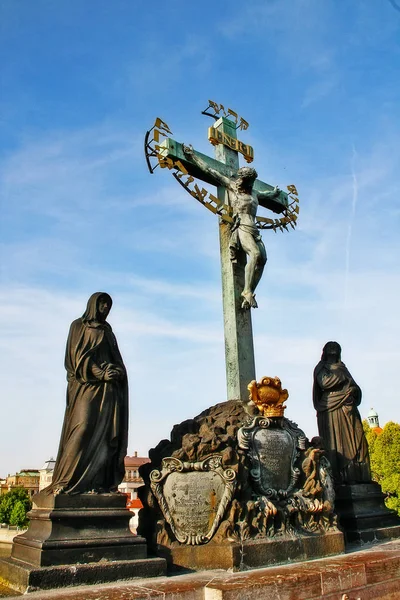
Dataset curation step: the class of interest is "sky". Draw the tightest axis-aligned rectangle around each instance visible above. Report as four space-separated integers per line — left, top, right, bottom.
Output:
1 0 399 477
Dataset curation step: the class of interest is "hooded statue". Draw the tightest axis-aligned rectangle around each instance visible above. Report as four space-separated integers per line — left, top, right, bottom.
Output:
45 292 128 495
313 341 370 485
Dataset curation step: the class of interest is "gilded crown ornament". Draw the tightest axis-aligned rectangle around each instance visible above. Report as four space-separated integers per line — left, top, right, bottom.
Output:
248 376 289 417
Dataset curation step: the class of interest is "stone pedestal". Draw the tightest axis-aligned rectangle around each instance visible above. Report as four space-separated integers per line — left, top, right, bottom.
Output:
335 482 400 543
158 530 345 572
0 493 166 593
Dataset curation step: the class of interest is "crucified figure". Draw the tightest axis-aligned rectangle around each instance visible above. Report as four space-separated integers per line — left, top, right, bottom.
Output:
182 144 281 309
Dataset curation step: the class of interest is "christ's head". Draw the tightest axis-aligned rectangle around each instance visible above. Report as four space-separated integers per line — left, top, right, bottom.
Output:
237 166 258 186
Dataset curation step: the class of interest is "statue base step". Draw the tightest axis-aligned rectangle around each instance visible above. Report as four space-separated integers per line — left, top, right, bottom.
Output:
157 529 345 572
0 555 166 594
0 492 166 593
335 482 400 544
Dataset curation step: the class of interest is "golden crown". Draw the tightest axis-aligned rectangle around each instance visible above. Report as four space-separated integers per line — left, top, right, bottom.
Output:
248 376 288 417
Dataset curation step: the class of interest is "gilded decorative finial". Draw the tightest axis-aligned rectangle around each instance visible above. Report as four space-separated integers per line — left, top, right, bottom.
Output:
247 376 288 417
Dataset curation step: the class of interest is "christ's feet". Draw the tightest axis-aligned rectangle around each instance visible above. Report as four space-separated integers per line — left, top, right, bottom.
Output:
241 291 258 309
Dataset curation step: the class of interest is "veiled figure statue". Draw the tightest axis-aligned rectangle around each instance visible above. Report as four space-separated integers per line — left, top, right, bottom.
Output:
313 341 371 485
45 292 128 495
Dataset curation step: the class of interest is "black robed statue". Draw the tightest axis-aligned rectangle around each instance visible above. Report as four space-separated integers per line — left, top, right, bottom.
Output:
313 341 370 485
45 292 128 495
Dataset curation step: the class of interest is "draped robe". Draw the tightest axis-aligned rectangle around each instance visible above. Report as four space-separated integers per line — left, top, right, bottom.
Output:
46 294 128 494
313 360 370 484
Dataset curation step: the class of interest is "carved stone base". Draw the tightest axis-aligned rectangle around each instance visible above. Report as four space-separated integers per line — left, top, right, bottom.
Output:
335 482 400 544
0 556 166 594
0 492 166 593
157 530 345 572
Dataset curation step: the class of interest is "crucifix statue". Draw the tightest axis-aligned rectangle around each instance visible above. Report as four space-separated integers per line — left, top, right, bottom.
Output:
182 145 281 309
145 102 298 401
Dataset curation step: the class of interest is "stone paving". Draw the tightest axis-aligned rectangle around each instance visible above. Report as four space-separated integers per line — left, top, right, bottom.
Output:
0 538 399 599
0 546 20 598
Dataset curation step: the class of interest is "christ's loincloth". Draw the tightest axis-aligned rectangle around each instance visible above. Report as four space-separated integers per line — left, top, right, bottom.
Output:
229 216 261 261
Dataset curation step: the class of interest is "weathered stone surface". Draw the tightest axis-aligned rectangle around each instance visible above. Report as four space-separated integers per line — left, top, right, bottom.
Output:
140 400 341 564
0 556 166 595
11 493 148 567
237 415 305 499
164 471 225 537
157 530 344 572
138 400 251 550
150 456 236 545
335 482 400 543
253 427 293 492
2 538 398 600
0 493 167 593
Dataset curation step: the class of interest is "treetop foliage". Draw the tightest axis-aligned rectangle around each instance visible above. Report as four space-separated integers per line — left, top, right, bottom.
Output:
363 420 400 516
0 487 32 526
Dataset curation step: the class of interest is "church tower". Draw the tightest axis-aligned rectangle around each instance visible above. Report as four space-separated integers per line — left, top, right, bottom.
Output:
367 407 382 433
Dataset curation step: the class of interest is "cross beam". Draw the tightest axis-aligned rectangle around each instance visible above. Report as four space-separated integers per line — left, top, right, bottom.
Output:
159 137 289 215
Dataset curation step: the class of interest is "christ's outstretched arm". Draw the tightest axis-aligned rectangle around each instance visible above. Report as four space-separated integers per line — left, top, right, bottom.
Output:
257 186 281 202
257 186 286 214
182 144 232 189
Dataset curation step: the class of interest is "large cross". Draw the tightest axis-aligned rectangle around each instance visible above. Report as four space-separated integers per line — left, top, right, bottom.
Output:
154 116 290 402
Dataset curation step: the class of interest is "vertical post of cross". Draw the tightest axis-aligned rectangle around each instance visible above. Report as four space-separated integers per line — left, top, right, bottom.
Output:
214 117 256 401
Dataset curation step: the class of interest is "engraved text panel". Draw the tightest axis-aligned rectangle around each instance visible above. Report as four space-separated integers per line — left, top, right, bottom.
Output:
253 428 294 493
163 471 225 537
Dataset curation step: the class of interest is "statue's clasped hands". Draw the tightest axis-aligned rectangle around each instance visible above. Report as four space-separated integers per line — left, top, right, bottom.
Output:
103 363 122 382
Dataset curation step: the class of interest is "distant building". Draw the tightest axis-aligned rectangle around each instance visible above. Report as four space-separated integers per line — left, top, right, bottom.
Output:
118 452 149 500
2 451 148 522
39 458 56 491
0 478 7 496
6 470 40 497
367 407 383 435
118 452 149 532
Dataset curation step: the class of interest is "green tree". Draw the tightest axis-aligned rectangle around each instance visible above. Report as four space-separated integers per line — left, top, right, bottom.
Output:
0 488 32 525
9 500 29 528
364 420 400 516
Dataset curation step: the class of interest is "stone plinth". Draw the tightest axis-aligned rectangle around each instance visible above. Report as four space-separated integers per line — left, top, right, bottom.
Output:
157 530 345 572
0 493 166 593
335 482 400 543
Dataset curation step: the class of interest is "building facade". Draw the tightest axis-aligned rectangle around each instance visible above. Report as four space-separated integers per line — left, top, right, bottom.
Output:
39 458 56 491
5 470 40 497
2 452 148 531
118 452 149 500
118 452 149 532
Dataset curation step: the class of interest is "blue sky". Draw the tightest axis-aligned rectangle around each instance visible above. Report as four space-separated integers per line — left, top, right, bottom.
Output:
1 0 399 476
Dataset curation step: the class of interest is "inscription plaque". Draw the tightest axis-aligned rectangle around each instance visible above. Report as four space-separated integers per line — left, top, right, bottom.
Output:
253 428 293 493
238 416 305 499
150 455 236 545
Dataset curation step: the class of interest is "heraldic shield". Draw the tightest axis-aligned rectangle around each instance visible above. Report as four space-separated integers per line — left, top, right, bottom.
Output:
150 455 236 545
238 416 306 500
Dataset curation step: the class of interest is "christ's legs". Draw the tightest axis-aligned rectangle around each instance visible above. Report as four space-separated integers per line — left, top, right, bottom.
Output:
238 230 267 308
252 239 267 291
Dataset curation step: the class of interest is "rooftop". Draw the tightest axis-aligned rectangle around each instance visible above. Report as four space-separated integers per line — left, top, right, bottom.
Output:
125 454 149 467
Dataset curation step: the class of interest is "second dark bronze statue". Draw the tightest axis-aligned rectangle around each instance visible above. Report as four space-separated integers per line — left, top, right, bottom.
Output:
45 292 128 495
313 341 371 485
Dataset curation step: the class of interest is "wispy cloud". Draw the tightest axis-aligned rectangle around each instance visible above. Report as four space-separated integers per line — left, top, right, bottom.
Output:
301 75 339 108
344 145 359 308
